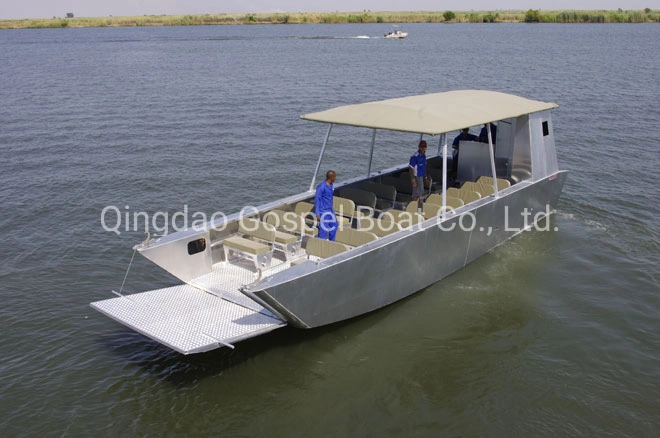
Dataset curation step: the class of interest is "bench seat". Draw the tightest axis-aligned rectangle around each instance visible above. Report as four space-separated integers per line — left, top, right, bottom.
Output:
223 236 270 255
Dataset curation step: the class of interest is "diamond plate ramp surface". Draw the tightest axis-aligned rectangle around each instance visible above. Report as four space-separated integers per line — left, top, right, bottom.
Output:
91 284 285 354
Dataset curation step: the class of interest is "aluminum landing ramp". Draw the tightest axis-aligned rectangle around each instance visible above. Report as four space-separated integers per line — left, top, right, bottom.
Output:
91 284 286 354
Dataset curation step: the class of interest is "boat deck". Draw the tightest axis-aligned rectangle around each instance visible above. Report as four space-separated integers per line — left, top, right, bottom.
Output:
190 256 295 313
90 255 299 354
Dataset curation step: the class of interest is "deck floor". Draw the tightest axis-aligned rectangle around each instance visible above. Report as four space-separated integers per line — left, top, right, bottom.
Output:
189 253 302 313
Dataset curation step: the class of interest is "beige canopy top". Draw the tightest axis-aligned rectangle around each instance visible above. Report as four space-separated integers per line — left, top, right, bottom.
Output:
301 90 558 136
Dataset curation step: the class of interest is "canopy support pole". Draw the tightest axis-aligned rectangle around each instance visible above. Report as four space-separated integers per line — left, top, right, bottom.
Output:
310 124 333 192
441 133 448 220
487 124 499 198
367 129 376 176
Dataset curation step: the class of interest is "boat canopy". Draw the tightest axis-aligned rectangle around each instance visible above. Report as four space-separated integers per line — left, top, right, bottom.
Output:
301 90 558 136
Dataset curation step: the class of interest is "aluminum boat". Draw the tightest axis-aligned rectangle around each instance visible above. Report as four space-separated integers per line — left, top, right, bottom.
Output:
91 90 567 354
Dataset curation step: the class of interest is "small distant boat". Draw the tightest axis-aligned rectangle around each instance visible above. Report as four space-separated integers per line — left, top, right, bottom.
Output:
384 25 407 39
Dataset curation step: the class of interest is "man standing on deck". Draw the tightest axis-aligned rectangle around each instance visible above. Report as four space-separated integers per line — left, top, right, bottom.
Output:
315 170 337 241
409 140 427 202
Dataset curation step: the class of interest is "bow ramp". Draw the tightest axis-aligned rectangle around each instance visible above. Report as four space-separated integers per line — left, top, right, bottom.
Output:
91 284 285 355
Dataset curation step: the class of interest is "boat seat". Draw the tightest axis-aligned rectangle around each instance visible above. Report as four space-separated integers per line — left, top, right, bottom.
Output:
422 202 443 219
460 181 484 196
357 217 399 237
359 181 397 211
223 218 275 270
459 190 481 204
294 201 315 222
305 237 349 260
264 209 318 237
425 194 464 210
381 176 413 202
334 196 366 226
477 176 511 190
297 200 350 226
422 202 461 219
338 187 376 217
405 200 419 214
386 209 423 225
335 228 378 248
447 187 481 205
427 155 454 170
476 183 495 196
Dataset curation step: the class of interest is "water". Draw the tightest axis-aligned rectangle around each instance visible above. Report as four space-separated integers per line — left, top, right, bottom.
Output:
1 23 659 436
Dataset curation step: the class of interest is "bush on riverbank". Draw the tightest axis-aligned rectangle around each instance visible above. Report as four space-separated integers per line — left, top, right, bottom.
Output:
1 10 658 29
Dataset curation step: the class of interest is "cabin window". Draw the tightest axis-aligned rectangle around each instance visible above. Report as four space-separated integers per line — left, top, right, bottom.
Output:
542 121 549 136
187 238 206 255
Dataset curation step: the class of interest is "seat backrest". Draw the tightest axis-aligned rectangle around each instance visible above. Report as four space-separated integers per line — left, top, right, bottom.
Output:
426 168 444 183
360 182 396 202
381 177 412 195
239 217 275 242
459 190 481 204
333 196 356 218
339 187 377 210
477 183 495 196
264 209 299 228
422 202 443 218
358 217 398 237
335 228 378 247
446 187 461 199
405 201 419 213
445 196 464 209
306 238 349 259
426 193 443 205
461 181 483 196
295 201 314 216
476 176 511 190
380 209 422 226
263 209 288 226
426 156 444 169
425 194 465 209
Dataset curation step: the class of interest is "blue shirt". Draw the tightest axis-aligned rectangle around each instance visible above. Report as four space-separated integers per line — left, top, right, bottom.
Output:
452 132 478 148
479 124 497 143
409 151 427 177
315 181 334 217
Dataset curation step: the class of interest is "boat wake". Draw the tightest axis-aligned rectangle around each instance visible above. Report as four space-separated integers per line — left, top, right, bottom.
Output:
556 210 608 232
293 36 371 40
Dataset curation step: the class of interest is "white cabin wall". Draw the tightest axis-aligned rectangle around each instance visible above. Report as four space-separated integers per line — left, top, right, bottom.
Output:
530 110 559 181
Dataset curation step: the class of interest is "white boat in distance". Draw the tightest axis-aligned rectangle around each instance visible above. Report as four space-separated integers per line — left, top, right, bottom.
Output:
91 90 567 354
384 24 407 38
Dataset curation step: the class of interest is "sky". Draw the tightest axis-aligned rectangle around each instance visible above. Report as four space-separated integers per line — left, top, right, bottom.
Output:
1 0 657 20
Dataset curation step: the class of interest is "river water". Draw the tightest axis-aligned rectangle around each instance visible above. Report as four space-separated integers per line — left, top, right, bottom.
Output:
1 23 659 436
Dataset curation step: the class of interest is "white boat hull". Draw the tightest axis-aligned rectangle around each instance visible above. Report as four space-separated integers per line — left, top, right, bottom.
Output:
385 32 407 39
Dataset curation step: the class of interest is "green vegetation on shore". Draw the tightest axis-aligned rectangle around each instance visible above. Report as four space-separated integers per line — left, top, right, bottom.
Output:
1 9 658 29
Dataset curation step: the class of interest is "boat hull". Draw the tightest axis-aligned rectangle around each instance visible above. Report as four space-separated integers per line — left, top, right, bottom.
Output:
249 172 567 328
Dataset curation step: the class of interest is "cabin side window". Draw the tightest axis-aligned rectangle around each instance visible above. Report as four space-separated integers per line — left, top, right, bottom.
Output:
542 121 549 136
187 238 206 255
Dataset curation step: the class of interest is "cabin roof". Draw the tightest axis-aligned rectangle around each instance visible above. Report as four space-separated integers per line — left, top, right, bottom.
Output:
301 90 558 135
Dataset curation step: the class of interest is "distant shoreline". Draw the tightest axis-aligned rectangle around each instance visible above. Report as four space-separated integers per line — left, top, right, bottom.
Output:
1 9 658 29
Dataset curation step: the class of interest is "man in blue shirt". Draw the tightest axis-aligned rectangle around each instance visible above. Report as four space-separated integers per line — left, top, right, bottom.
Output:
478 123 497 144
409 140 427 201
452 128 478 172
315 170 338 241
